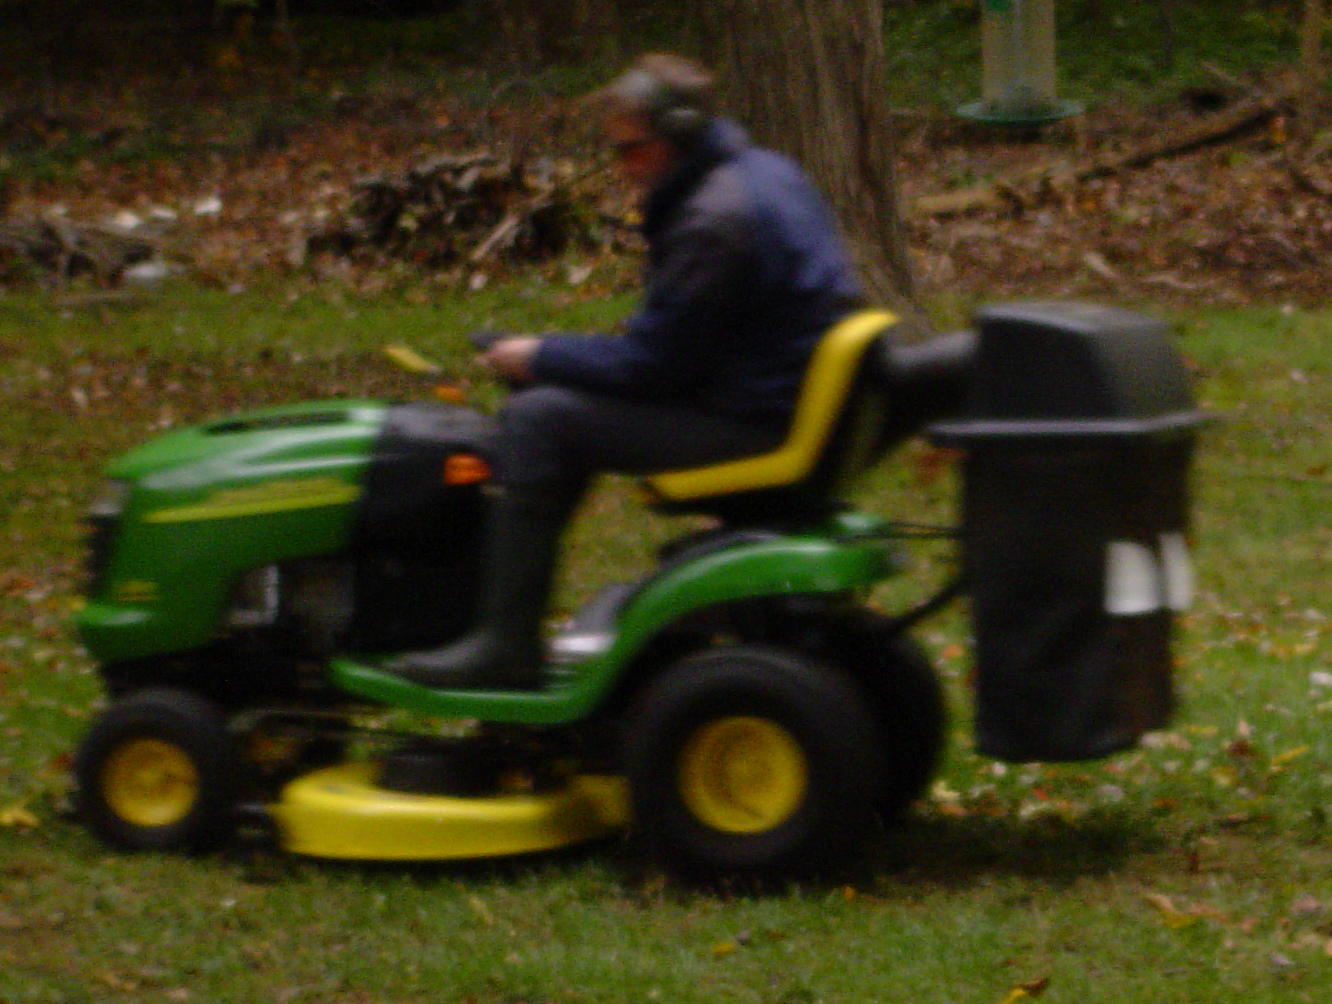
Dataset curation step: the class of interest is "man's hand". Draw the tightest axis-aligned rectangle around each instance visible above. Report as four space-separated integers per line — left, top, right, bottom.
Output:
481 336 541 384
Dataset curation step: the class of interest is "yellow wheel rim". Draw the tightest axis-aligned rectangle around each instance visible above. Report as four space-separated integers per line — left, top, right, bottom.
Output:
101 738 200 828
678 716 808 834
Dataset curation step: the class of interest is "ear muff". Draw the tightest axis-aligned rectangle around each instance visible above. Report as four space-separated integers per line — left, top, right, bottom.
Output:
656 104 706 142
615 68 709 144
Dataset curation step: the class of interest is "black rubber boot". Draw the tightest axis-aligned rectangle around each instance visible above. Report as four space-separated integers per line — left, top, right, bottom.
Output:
382 481 581 690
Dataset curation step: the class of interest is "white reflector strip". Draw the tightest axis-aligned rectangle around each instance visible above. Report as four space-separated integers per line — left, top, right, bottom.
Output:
1160 531 1194 611
1105 540 1161 615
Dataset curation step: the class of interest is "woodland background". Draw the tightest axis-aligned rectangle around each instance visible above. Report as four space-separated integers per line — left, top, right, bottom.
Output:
2 0 1331 311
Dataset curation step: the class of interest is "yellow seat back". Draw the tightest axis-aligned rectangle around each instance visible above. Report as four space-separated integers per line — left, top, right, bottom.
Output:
647 309 897 503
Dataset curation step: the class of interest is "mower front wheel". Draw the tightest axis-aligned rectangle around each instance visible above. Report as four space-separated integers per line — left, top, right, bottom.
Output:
625 644 884 876
75 688 243 853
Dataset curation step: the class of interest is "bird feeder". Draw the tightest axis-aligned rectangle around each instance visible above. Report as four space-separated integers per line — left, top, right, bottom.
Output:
958 0 1081 127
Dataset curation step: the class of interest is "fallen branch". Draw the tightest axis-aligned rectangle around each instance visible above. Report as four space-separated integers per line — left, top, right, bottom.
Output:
913 73 1305 218
0 218 156 283
1286 158 1332 197
469 211 525 263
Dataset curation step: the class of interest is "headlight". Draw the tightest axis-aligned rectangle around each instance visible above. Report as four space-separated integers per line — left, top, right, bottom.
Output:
85 480 131 595
88 479 132 520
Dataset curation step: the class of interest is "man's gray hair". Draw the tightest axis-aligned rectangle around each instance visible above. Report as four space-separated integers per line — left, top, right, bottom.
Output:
599 53 715 143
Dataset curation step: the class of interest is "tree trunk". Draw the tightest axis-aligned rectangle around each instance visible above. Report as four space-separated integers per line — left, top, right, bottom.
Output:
494 0 542 70
1295 0 1327 141
695 0 919 326
1301 0 1327 87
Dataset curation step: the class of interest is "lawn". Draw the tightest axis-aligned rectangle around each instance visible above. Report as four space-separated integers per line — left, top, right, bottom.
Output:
0 281 1328 1003
2 1 1330 999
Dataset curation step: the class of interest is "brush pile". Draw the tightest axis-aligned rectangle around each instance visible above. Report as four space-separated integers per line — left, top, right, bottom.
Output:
305 151 606 277
0 217 156 285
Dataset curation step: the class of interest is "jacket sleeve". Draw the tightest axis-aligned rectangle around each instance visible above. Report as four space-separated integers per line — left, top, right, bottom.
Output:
532 215 750 399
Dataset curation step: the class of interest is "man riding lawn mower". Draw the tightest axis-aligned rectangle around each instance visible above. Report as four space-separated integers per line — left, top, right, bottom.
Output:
71 58 1206 875
382 54 865 692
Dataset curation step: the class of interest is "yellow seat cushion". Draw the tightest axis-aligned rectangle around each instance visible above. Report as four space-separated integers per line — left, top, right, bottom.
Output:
647 309 897 503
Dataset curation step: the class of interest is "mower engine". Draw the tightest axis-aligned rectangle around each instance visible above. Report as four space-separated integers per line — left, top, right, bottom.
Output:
79 399 497 703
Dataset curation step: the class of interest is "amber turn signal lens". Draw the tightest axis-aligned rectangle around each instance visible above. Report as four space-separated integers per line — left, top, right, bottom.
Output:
432 384 467 404
443 454 491 485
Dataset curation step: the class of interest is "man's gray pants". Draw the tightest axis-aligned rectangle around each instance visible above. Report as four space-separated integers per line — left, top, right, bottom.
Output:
495 385 787 491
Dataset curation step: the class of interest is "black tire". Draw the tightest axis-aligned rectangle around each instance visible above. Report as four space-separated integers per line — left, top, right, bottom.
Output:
74 688 243 853
624 644 885 876
874 636 946 819
830 613 947 821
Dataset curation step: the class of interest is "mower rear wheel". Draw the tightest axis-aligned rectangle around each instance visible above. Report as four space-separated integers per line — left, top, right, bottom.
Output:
625 644 884 876
75 688 243 852
872 634 946 820
828 614 946 822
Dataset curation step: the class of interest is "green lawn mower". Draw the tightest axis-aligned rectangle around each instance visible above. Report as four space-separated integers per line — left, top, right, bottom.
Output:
72 302 1206 875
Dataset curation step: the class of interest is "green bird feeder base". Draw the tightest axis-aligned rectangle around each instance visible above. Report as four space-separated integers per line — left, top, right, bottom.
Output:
957 98 1083 129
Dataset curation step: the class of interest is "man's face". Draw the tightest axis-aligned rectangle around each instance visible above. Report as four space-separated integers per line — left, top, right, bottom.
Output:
605 112 675 192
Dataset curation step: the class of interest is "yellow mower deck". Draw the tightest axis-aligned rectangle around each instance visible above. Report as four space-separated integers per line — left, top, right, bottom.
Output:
272 763 629 861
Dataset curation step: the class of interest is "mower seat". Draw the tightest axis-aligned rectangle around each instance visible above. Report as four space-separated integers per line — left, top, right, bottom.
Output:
645 309 899 520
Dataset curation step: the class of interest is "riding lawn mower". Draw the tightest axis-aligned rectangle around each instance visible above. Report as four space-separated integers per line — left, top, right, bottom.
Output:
72 301 1206 875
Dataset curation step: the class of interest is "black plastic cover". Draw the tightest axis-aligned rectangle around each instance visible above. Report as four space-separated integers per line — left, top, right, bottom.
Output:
932 302 1206 442
350 402 498 652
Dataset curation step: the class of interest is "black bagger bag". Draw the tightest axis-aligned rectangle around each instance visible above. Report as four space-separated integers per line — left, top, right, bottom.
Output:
933 303 1207 761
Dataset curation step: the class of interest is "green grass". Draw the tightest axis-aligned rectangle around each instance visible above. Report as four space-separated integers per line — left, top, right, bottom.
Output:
884 0 1303 109
0 281 1329 1002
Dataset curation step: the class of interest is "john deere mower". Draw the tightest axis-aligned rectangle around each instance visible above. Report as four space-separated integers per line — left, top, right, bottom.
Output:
72 302 1205 875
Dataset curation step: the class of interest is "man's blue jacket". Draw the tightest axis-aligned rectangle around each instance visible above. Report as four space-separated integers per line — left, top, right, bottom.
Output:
532 119 862 423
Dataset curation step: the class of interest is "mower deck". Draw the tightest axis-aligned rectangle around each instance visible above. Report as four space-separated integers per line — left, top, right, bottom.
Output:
271 763 629 861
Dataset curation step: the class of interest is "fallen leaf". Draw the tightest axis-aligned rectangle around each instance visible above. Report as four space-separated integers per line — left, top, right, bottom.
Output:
95 971 139 992
1290 894 1321 916
910 445 960 485
1144 892 1198 929
999 976 1051 1003
1083 250 1121 279
466 895 494 926
1270 745 1310 769
0 804 39 830
1226 738 1255 758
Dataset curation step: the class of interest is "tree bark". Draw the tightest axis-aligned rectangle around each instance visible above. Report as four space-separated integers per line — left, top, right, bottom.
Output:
695 0 919 326
1301 0 1327 92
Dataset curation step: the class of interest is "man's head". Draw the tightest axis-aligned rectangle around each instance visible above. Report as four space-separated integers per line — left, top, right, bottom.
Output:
598 54 715 190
